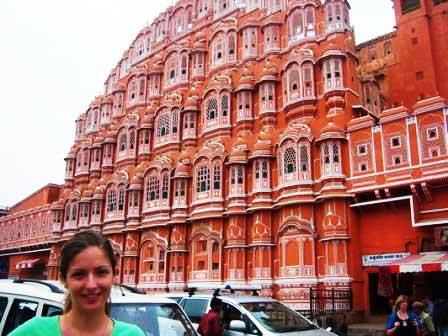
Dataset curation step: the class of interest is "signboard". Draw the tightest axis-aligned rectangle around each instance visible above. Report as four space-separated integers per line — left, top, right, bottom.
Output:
362 253 410 267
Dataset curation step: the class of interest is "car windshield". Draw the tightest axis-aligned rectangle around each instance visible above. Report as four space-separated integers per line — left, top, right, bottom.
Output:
111 302 196 336
241 302 317 333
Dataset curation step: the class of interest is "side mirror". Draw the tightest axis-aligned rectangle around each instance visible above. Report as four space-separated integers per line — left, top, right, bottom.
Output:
229 320 246 332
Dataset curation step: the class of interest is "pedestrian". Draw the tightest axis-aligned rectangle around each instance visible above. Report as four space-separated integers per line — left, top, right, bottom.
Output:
434 297 448 336
422 296 435 317
385 295 421 336
412 301 435 336
9 230 145 336
198 297 225 336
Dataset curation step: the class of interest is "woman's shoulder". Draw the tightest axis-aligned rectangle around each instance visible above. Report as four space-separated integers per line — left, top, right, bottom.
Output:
8 316 60 335
113 320 145 336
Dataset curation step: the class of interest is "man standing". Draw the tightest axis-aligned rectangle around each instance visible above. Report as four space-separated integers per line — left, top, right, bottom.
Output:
198 298 225 336
412 301 435 336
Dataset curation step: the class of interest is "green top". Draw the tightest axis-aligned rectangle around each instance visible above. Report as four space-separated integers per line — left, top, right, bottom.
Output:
419 311 435 335
8 315 145 336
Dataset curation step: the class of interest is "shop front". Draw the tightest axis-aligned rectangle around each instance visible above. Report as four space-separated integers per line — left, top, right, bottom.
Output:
364 251 448 315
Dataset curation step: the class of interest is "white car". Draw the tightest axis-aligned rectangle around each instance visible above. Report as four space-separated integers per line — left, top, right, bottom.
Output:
179 292 337 336
0 279 197 336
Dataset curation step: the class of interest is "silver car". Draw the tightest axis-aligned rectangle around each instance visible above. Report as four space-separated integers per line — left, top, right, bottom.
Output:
179 294 337 336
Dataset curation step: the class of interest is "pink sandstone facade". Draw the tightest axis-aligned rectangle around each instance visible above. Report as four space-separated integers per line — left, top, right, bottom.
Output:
1 0 447 315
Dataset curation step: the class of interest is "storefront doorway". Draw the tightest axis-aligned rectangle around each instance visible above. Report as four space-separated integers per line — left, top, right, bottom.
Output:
369 272 397 314
369 271 448 314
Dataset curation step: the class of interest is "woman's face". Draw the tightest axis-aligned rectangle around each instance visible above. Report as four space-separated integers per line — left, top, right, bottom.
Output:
399 300 408 311
64 246 114 314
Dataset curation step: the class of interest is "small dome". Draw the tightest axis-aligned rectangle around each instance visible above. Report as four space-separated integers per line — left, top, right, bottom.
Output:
316 122 345 142
174 162 190 178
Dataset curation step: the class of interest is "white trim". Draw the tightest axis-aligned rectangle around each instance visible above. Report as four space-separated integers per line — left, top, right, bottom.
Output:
416 115 423 166
406 118 414 167
348 158 448 181
350 195 416 227
0 248 51 257
419 208 448 214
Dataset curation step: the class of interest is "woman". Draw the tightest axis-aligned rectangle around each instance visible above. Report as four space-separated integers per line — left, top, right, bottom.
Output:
385 295 421 336
10 230 144 335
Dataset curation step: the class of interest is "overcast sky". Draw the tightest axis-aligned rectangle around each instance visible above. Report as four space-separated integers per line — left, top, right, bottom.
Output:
0 0 396 207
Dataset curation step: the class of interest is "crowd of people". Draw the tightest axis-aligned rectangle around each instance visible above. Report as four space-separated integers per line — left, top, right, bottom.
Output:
385 294 448 336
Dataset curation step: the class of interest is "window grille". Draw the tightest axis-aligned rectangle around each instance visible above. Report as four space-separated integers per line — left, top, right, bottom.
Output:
197 165 210 192
157 114 170 137
129 130 135 150
284 147 297 174
299 144 309 173
119 133 127 151
207 98 218 120
149 176 160 201
118 188 125 211
221 95 229 117
172 111 178 133
162 175 169 199
213 165 221 190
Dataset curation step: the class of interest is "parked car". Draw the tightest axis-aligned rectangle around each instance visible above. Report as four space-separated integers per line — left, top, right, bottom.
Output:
0 279 197 336
179 291 337 336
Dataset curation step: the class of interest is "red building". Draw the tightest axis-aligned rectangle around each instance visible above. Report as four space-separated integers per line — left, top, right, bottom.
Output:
1 0 447 316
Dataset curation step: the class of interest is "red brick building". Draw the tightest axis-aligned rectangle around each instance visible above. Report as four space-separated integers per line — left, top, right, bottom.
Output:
1 0 447 316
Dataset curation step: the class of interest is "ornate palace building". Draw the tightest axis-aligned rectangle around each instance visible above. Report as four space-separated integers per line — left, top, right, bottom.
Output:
1 0 447 315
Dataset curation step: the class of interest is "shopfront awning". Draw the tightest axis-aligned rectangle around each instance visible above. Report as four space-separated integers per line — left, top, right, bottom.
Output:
385 252 448 273
15 258 40 270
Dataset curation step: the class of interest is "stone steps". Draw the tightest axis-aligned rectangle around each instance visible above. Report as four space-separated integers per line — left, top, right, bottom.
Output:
348 323 385 336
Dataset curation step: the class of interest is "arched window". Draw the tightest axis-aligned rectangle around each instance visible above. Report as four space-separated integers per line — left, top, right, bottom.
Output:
299 142 310 180
289 9 304 42
321 141 341 176
165 53 178 87
180 53 188 80
107 190 117 213
119 132 127 152
213 164 221 190
128 77 137 102
230 165 245 195
196 165 210 192
149 176 160 201
228 33 236 61
284 147 297 176
302 63 314 97
157 114 170 138
221 94 229 117
207 98 218 121
305 6 315 36
161 174 169 199
323 58 343 91
260 82 275 112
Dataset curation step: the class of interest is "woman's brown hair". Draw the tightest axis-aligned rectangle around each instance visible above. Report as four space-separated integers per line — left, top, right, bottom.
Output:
59 230 117 314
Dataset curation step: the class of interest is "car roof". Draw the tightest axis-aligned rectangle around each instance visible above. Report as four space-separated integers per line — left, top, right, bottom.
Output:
0 280 64 303
183 294 277 304
0 279 179 305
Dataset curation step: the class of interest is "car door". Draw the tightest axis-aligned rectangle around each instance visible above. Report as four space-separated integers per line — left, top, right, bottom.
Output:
179 297 210 327
0 295 9 334
2 297 39 335
222 302 261 336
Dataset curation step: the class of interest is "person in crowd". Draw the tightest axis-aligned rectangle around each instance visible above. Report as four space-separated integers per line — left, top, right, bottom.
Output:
434 297 448 336
412 301 435 336
198 297 225 336
385 295 421 336
423 296 435 317
9 230 145 336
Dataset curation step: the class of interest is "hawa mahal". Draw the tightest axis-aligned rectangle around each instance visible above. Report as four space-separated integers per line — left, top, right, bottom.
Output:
1 0 447 315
